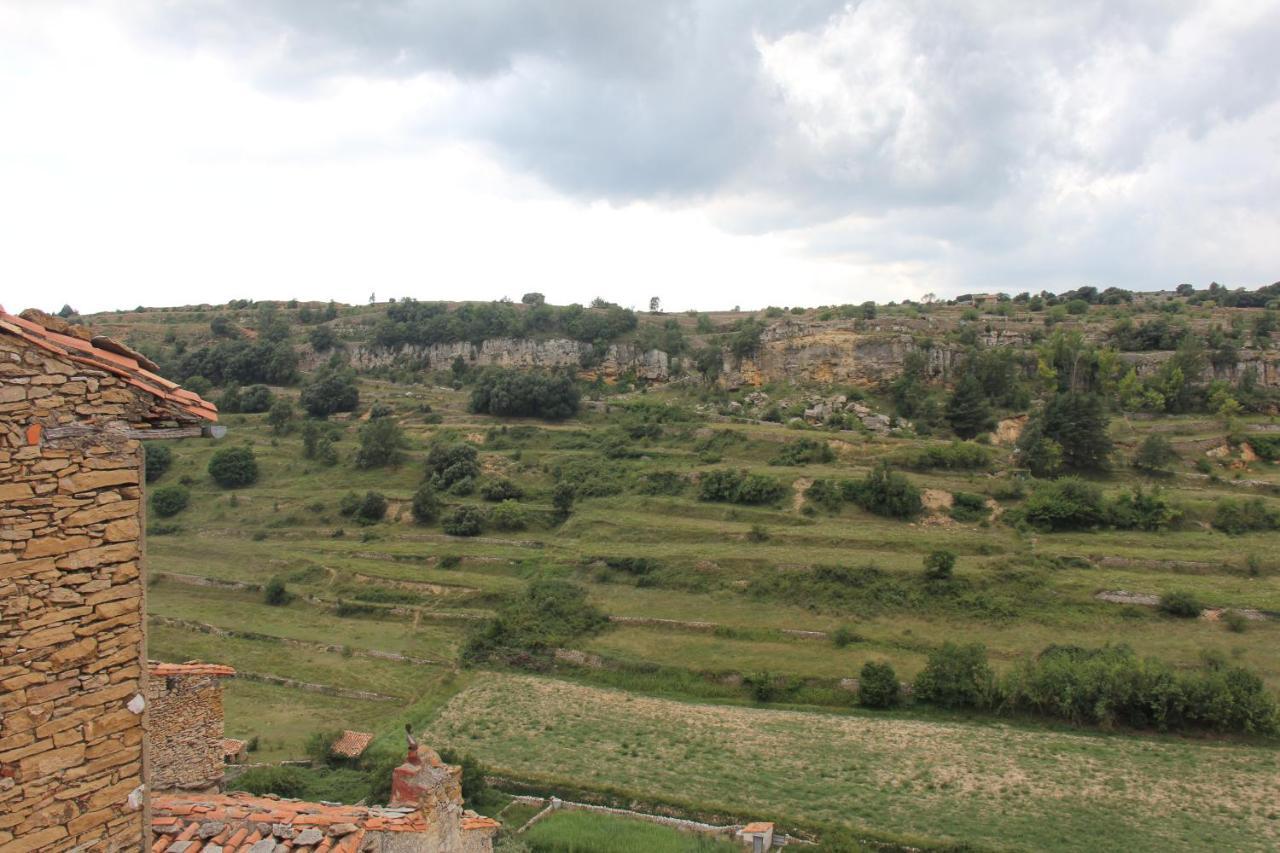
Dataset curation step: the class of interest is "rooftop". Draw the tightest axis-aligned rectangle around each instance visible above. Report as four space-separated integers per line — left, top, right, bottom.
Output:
151 791 431 853
329 730 375 759
151 661 238 678
0 306 217 423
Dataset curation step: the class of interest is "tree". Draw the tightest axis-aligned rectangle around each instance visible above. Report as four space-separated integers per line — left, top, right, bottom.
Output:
354 417 406 469
945 373 993 439
218 385 242 414
300 368 359 417
425 443 480 490
521 292 545 305
443 505 484 536
57 304 76 318
308 325 339 353
858 661 899 708
1134 434 1177 472
913 643 996 709
649 296 661 313
263 578 291 606
355 491 387 524
150 485 189 518
552 482 575 522
923 549 956 580
467 369 580 420
861 301 877 319
1019 392 1111 473
267 399 295 435
208 446 259 488
144 443 172 483
410 485 441 523
240 385 273 413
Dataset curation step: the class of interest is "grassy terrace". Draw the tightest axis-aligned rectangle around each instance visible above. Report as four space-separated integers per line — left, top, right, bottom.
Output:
139 371 1280 850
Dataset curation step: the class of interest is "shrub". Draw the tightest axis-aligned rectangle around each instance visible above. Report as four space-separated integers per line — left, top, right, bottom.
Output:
1019 477 1105 530
263 578 290 606
897 441 992 471
443 505 485 536
945 373 994 439
923 549 956 581
462 579 607 662
410 485 441 523
1108 487 1181 530
468 368 580 420
552 482 575 521
746 523 770 542
150 485 190 518
355 491 387 524
144 443 172 483
338 492 361 517
1158 591 1203 618
425 443 481 490
913 643 996 709
842 463 922 519
479 478 523 502
299 367 359 417
1134 434 1178 472
1018 392 1112 473
488 500 527 531
208 446 259 488
636 471 686 496
949 491 987 522
240 384 274 413
697 469 786 505
1213 498 1280 534
1223 611 1249 633
831 626 857 648
267 399 295 435
805 479 843 513
736 474 787 505
769 438 835 466
354 417 406 469
858 661 900 709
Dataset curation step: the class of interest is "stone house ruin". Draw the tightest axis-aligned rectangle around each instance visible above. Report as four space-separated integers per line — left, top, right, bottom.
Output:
0 307 218 851
1 306 498 851
146 661 236 792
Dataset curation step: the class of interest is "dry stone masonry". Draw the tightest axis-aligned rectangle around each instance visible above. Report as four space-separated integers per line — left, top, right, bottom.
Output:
146 662 236 793
0 307 217 852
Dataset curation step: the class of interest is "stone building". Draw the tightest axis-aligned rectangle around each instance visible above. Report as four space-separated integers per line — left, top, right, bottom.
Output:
150 728 500 852
145 661 236 792
0 307 217 851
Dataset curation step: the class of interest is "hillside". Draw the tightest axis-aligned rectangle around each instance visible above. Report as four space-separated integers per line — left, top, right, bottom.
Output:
70 287 1280 851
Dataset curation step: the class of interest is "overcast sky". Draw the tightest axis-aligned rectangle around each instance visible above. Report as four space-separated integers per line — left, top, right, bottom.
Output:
3 1 1278 314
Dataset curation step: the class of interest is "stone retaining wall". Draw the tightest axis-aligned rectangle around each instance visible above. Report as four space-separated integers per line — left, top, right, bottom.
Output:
146 671 225 792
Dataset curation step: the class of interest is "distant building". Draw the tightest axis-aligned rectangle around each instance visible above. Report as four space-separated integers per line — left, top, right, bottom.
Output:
331 729 376 761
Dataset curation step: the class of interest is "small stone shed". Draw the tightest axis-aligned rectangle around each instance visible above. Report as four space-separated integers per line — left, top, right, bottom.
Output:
146 660 236 792
0 307 217 850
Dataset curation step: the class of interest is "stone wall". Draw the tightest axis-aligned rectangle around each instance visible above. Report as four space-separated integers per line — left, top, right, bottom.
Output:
0 336 154 850
345 338 670 382
145 669 227 792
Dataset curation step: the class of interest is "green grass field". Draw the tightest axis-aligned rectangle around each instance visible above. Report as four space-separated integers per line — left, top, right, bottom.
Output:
521 809 739 852
137 363 1280 850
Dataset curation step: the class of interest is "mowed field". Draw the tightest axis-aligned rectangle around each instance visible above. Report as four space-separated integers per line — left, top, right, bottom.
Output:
140 373 1280 849
425 673 1280 852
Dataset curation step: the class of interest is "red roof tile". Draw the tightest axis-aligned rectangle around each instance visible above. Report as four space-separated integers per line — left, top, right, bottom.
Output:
329 730 375 759
150 660 237 677
222 738 247 758
151 792 437 852
0 305 217 423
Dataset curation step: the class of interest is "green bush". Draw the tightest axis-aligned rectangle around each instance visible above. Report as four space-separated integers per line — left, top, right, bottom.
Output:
338 491 361 517
831 626 858 648
426 443 481 490
697 469 786 505
897 440 992 471
468 368 580 420
207 445 259 488
410 485 441 523
913 643 996 709
923 549 956 580
805 479 843 513
1134 434 1178 471
462 579 607 662
1019 477 1105 530
1213 498 1280 534
150 485 189 518
1001 644 1277 734
144 443 172 483
443 505 485 537
949 491 987 522
1158 591 1203 618
841 463 922 519
355 491 387 524
488 500 527 531
354 417 406 469
858 661 900 708
263 578 291 606
240 384 274 413
299 367 359 417
479 478 523 502
1108 487 1181 530
769 438 835 466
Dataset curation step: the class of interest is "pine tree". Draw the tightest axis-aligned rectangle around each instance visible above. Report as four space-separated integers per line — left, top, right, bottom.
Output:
946 373 993 439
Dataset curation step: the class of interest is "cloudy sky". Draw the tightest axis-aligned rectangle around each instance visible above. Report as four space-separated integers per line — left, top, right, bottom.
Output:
3 1 1278 313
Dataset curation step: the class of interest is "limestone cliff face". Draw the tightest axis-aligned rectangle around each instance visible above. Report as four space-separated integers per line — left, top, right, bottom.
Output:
348 338 670 381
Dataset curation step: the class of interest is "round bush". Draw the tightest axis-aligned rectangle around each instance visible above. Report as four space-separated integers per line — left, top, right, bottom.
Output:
411 485 441 523
144 443 172 483
150 485 189 518
443 505 485 537
488 500 527 531
923 549 956 580
208 445 259 488
858 661 900 708
356 491 387 524
1159 590 1203 618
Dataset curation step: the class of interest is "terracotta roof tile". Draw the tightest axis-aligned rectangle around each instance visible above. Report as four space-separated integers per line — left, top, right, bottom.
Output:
0 305 217 423
150 660 237 677
329 730 374 759
151 792 441 852
223 738 247 758
743 821 774 833
461 815 501 831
